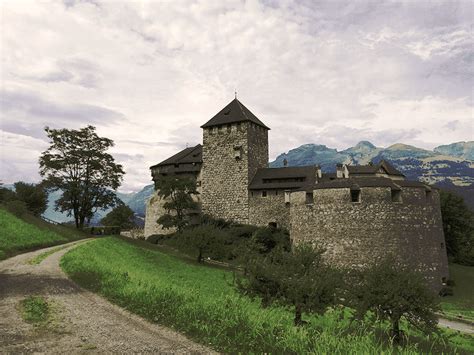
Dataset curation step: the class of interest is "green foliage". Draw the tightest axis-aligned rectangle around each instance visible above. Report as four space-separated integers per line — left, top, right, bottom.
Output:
61 238 471 354
39 125 125 229
101 203 136 230
4 200 28 217
156 176 198 232
0 208 87 260
83 225 121 235
157 224 289 263
237 243 340 325
20 296 51 324
0 186 16 202
347 258 440 344
440 190 474 265
13 181 48 216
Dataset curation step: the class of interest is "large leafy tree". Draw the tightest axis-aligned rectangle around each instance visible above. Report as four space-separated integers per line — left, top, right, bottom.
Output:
237 243 340 325
156 175 198 232
440 190 474 265
39 125 125 229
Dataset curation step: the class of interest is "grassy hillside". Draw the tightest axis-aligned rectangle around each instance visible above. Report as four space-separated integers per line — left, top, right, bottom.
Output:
0 208 88 260
441 264 474 321
61 237 473 354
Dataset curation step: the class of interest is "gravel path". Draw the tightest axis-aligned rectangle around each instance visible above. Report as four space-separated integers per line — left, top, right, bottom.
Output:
438 318 474 334
0 240 215 354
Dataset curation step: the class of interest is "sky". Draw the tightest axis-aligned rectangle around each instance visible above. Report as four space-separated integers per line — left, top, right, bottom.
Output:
1 0 473 192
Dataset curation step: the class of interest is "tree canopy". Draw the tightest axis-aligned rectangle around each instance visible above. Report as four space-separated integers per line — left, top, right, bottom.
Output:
440 190 474 265
101 203 136 230
39 125 124 228
156 175 198 232
347 257 439 344
237 243 340 326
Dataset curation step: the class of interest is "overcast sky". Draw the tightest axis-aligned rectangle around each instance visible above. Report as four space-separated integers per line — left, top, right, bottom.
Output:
1 0 473 192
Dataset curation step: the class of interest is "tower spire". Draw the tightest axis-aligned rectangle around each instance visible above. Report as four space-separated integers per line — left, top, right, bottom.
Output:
234 89 237 99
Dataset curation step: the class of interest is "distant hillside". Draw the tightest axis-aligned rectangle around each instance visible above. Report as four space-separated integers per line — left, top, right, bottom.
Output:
271 141 474 209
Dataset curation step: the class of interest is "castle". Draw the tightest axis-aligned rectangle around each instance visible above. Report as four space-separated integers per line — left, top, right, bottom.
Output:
145 98 449 290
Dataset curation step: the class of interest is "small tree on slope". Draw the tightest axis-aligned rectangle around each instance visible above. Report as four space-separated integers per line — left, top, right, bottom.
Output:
347 257 439 344
155 175 198 233
237 243 340 325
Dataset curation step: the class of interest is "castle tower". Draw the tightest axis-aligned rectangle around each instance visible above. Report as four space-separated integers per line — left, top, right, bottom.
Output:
200 98 269 224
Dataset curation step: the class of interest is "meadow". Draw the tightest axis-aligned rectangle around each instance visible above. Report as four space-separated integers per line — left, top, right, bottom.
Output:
441 263 474 322
61 237 473 354
0 208 87 260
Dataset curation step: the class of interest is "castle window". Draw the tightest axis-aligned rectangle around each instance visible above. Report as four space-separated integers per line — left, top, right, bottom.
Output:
262 190 267 197
306 192 314 204
268 222 277 228
391 189 402 203
284 191 290 204
237 122 241 130
234 146 242 160
426 190 432 201
351 189 361 203
227 124 231 132
275 190 278 195
196 180 201 187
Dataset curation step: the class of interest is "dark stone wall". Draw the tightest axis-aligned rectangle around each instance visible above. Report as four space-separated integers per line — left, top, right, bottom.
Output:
201 122 268 224
249 190 290 230
290 186 449 290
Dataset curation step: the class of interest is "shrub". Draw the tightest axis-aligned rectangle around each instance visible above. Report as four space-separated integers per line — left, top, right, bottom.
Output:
5 200 28 217
252 227 291 254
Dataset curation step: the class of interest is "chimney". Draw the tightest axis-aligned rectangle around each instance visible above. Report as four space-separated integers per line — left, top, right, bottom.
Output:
315 165 322 181
283 158 288 167
336 164 344 178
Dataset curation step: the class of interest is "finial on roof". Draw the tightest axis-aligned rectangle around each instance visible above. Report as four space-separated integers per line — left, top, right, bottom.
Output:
235 89 237 99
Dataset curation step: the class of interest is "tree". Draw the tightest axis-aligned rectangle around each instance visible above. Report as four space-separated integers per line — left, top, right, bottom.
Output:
13 182 48 216
39 126 125 229
156 175 198 232
440 190 474 265
237 243 340 325
347 257 439 344
101 203 136 230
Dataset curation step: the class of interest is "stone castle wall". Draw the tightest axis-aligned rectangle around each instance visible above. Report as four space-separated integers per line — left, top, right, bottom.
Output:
289 187 449 290
201 122 268 224
248 190 290 230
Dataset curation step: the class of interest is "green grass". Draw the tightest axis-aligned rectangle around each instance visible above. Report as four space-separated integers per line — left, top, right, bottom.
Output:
441 263 474 321
20 296 51 324
0 208 88 260
61 237 473 354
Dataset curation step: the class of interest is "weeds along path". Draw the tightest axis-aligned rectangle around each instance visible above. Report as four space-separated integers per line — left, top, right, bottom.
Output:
0 239 215 354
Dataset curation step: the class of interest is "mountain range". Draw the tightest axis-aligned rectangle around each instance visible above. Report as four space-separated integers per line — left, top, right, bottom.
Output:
40 140 473 223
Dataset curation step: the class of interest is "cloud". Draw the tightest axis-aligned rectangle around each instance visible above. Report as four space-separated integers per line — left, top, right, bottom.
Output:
0 89 126 138
1 0 472 192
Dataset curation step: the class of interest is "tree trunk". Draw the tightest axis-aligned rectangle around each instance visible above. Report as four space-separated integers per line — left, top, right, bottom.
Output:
294 304 303 326
391 317 401 344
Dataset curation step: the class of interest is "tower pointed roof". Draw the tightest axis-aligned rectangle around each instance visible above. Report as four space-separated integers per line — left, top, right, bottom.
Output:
201 98 270 129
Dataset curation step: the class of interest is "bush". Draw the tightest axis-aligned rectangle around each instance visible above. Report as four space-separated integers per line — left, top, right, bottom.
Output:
252 227 291 254
5 200 28 217
83 226 121 235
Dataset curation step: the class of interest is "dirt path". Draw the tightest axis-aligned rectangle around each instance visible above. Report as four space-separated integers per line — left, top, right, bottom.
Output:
438 318 474 334
0 240 215 354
